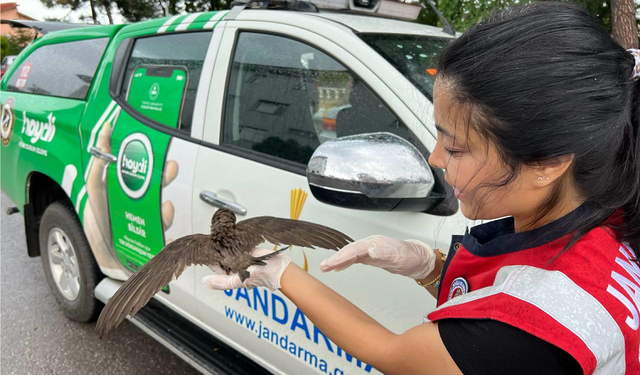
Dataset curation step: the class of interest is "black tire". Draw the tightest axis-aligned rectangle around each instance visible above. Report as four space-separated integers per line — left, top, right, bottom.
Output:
39 201 103 322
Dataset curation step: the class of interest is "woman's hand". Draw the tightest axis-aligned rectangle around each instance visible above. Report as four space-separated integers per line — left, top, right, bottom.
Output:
320 235 437 280
201 248 291 291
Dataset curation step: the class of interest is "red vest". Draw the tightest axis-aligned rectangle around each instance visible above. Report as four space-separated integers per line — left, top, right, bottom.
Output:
427 214 640 375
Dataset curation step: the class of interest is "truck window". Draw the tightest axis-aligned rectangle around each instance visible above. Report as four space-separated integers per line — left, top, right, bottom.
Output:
121 31 213 135
358 33 450 100
222 32 410 166
6 38 109 100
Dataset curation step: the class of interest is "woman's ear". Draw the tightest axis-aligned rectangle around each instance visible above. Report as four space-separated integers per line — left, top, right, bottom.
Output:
531 155 575 187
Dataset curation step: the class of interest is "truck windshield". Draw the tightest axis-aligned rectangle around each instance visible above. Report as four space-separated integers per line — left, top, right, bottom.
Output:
359 33 451 100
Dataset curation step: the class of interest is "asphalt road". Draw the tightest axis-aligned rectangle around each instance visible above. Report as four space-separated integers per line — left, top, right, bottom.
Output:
1 191 200 375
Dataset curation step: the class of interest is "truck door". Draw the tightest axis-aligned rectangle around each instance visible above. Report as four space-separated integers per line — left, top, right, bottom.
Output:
83 20 226 316
192 23 462 375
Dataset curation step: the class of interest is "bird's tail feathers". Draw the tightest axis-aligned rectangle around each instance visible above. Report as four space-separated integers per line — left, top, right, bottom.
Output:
253 245 290 263
244 246 291 281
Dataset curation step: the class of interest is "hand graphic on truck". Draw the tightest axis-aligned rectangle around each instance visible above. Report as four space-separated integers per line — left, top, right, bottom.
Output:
83 121 180 273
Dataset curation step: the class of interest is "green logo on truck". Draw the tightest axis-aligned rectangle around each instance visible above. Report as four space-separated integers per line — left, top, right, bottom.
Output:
1 98 15 146
21 112 57 144
117 133 153 199
149 83 160 100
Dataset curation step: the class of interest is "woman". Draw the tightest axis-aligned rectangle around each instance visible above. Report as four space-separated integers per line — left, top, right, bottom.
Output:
203 3 640 374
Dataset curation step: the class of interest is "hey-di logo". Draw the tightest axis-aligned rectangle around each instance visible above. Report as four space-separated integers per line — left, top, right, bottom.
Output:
1 98 15 146
122 153 148 175
117 133 154 199
21 112 56 144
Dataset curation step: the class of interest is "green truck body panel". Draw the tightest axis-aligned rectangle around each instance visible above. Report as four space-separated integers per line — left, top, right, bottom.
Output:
1 93 85 209
1 24 125 213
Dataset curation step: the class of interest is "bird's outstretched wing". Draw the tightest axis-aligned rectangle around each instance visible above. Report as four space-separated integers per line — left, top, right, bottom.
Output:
96 234 219 339
235 216 353 251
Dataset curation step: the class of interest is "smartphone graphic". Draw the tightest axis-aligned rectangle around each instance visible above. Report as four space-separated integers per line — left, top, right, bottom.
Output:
126 65 188 130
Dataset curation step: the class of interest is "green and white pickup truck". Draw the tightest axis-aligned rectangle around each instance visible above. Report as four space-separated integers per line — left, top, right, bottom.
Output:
1 2 464 374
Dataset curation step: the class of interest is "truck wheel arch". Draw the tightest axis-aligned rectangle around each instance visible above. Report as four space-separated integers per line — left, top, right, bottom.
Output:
24 172 72 258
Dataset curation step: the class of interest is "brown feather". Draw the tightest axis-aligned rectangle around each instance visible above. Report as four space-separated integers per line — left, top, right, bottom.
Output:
95 234 220 339
235 216 353 250
95 209 352 339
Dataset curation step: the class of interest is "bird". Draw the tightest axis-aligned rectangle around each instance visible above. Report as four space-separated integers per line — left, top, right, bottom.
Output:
95 208 353 339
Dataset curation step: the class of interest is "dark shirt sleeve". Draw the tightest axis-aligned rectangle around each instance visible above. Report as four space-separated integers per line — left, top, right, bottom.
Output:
438 319 583 375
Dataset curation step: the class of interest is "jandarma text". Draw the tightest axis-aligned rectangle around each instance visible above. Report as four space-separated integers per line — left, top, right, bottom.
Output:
223 287 376 374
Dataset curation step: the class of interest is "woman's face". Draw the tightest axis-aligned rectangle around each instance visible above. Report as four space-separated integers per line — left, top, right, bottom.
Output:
428 79 547 222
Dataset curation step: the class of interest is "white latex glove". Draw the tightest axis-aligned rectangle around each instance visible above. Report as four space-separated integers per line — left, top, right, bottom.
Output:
202 248 291 291
319 235 436 280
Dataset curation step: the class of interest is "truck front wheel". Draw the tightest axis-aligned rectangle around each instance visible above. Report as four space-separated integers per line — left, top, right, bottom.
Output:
39 202 102 322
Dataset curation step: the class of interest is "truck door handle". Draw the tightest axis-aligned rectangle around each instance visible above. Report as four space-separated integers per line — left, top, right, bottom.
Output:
89 147 118 163
199 190 247 216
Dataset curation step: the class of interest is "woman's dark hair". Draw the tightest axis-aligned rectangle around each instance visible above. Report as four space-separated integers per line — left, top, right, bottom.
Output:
436 2 640 258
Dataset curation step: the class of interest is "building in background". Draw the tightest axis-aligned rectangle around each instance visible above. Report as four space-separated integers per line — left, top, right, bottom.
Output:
1 2 38 38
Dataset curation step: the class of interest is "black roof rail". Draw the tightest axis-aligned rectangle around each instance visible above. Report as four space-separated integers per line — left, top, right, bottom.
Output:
1 20 99 36
229 0 319 12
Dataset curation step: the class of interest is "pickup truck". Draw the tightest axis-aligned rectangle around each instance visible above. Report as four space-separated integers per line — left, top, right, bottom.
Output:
0 2 464 374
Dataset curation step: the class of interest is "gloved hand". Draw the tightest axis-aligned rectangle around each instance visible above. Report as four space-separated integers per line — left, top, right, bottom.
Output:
202 248 291 291
319 235 436 280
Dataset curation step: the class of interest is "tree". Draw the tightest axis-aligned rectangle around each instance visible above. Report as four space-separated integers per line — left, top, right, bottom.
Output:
1 36 9 59
610 0 639 48
181 0 232 13
111 0 232 22
40 0 113 24
113 0 167 21
416 0 637 37
1 29 35 57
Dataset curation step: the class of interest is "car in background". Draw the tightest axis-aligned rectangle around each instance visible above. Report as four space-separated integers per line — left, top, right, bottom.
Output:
1 55 17 77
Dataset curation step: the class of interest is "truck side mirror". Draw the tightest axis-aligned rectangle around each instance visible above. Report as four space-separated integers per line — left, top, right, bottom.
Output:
306 132 439 211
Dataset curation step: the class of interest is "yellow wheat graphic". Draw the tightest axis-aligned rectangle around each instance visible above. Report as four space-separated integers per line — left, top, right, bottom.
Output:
275 188 309 271
290 188 308 220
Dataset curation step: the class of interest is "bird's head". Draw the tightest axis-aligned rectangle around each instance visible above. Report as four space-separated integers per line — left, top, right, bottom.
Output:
211 209 236 237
